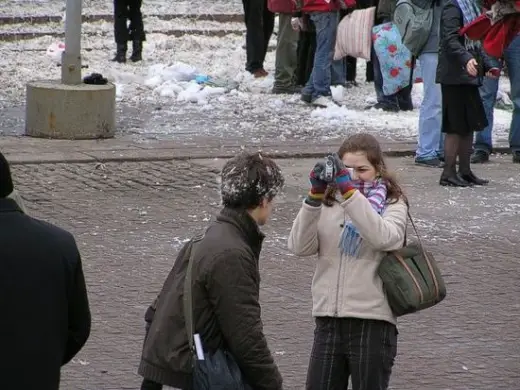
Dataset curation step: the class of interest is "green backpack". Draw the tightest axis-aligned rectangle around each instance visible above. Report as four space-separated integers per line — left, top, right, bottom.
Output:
393 0 436 56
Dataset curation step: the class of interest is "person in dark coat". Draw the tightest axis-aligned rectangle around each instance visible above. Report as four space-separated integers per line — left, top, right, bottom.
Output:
242 0 275 77
0 152 91 389
436 0 497 186
138 152 285 390
112 0 146 63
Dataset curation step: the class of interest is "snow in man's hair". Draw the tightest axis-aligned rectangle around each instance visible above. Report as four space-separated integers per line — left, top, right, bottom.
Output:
219 152 284 209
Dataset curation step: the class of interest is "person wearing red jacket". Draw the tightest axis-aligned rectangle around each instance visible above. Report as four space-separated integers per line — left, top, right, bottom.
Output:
467 2 520 164
269 0 301 93
297 0 347 107
242 0 275 77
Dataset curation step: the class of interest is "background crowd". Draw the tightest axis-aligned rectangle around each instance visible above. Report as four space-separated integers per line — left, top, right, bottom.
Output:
110 0 519 182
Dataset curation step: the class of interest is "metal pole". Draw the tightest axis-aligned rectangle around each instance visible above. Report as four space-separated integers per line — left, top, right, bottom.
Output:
61 0 82 85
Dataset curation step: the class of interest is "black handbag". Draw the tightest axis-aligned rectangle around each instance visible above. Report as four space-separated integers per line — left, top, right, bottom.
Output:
183 237 251 390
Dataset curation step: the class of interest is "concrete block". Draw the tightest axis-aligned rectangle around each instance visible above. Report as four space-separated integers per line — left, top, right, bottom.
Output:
25 80 116 140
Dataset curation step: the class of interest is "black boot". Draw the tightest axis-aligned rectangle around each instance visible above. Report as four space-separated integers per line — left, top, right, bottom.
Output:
459 171 489 185
111 43 127 63
130 41 143 62
439 174 473 187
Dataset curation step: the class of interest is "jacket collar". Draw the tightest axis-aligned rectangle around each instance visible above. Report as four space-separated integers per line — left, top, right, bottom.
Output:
216 207 265 258
0 198 23 213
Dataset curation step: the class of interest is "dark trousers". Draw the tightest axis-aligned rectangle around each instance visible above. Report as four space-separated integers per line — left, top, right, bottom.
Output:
296 28 316 86
306 317 398 390
114 0 146 44
242 0 275 72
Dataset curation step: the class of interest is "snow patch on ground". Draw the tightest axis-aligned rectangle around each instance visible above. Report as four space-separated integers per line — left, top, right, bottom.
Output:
0 22 514 144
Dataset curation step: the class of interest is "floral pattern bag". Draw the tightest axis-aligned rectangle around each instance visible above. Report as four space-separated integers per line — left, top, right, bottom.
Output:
372 22 422 96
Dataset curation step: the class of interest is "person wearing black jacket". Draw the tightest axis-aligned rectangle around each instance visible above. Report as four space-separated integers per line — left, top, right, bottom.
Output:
242 0 275 77
138 152 285 390
0 152 91 389
112 0 146 63
436 0 497 186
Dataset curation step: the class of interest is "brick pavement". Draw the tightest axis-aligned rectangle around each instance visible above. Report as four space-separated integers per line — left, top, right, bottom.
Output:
10 156 520 390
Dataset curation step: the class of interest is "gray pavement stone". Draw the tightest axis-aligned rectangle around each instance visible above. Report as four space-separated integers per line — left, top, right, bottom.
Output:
9 156 520 390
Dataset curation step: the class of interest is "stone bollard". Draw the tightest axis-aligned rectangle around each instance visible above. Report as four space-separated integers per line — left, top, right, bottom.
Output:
25 80 116 139
25 0 116 140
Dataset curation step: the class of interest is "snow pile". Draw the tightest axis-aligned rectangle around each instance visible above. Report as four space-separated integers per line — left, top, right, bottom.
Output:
131 61 274 105
140 63 232 104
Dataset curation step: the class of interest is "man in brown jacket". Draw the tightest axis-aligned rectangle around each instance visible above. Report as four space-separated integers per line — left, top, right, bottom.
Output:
138 152 285 390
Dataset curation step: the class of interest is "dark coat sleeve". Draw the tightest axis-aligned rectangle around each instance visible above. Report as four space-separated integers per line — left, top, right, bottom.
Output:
144 241 191 333
206 250 283 390
479 49 495 72
441 2 474 68
62 249 91 365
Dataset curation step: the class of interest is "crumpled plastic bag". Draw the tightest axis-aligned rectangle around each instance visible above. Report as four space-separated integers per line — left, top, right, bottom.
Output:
46 41 65 64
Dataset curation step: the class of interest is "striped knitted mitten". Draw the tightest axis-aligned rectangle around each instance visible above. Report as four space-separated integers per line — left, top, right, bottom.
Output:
305 162 328 206
335 168 356 200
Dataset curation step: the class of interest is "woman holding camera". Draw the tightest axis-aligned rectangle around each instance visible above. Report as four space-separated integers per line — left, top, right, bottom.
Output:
436 0 497 186
288 133 408 390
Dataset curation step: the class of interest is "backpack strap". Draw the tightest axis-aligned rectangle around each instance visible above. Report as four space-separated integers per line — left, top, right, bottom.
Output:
182 234 205 361
408 55 416 89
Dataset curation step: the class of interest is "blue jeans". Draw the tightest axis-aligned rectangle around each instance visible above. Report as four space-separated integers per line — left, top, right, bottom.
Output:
303 12 344 100
475 35 520 154
416 53 443 161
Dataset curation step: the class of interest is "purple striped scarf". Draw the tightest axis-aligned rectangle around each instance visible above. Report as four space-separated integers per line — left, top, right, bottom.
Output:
340 177 388 257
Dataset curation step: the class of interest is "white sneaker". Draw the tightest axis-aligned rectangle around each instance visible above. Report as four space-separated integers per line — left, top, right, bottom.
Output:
312 95 337 108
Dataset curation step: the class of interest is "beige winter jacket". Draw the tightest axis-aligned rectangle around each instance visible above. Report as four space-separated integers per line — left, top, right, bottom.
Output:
288 190 408 325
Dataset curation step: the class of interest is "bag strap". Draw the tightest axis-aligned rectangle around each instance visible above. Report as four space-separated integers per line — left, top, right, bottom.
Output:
406 210 425 253
406 210 440 298
183 236 204 357
408 55 416 88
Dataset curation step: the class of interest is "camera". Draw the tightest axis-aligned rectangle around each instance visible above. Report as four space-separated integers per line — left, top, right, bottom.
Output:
324 155 335 182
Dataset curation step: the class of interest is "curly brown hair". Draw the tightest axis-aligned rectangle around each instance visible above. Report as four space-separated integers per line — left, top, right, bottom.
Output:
323 133 408 207
220 152 285 209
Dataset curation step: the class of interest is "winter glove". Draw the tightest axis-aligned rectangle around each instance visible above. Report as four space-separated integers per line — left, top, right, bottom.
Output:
332 154 356 199
306 162 328 206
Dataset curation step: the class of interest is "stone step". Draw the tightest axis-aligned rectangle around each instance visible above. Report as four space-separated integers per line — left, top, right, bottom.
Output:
0 29 244 42
0 13 244 25
6 44 278 52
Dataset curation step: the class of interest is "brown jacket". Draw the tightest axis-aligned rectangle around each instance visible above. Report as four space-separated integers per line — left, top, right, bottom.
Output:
138 208 283 390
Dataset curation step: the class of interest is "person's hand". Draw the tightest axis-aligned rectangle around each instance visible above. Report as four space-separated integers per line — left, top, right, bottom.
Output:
486 67 500 79
333 157 356 199
330 153 346 174
341 0 357 8
291 17 303 31
466 58 478 77
306 162 328 205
